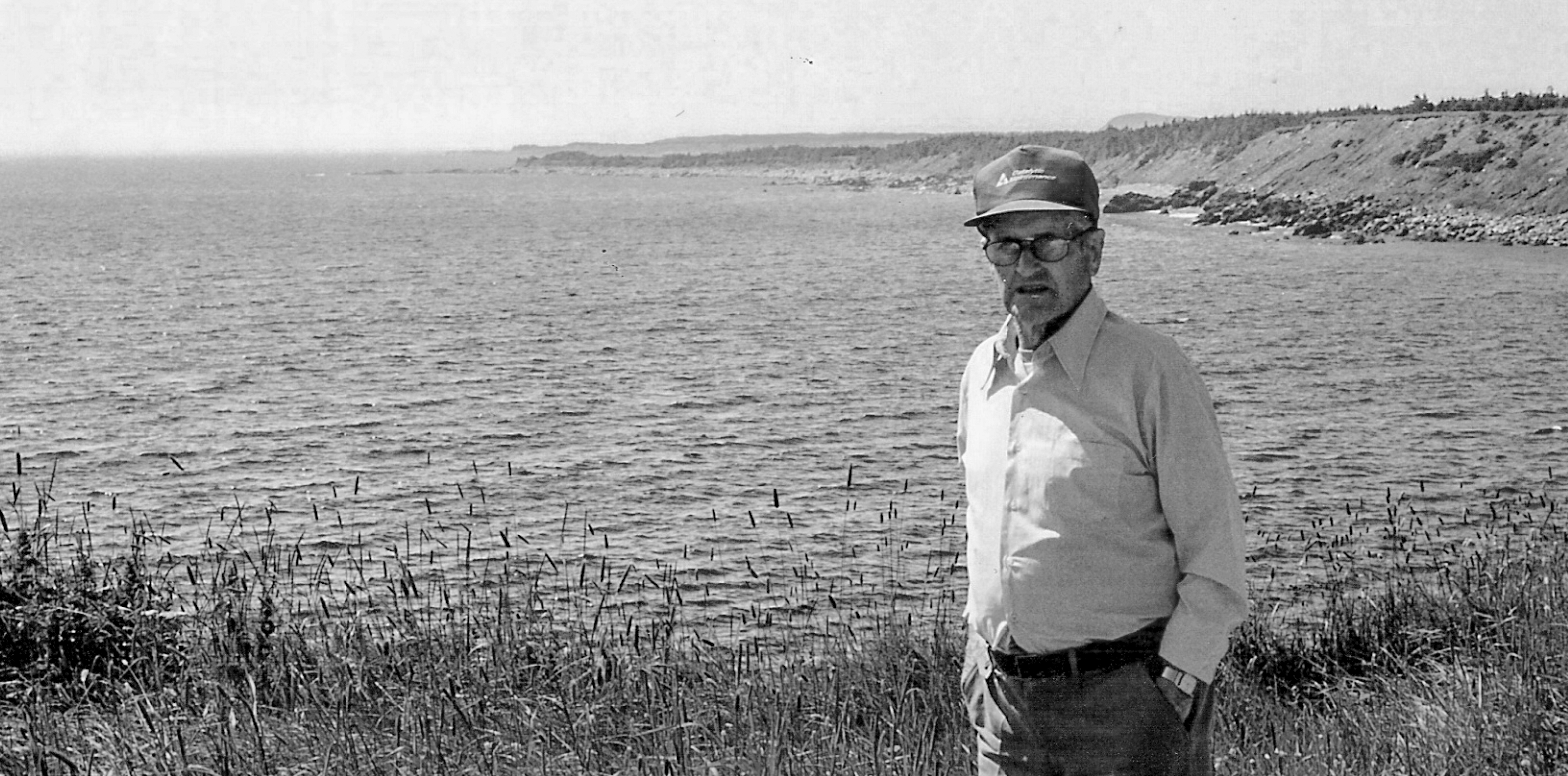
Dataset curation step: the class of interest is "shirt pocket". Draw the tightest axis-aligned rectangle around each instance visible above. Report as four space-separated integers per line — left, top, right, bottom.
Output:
1070 439 1151 519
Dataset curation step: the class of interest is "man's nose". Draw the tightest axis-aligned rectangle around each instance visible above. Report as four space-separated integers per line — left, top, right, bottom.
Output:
1014 251 1052 274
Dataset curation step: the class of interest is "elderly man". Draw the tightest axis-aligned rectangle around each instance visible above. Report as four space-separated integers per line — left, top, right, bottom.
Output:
956 146 1248 776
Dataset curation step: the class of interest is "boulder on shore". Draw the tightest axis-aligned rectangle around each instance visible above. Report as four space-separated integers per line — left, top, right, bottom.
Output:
1167 181 1219 209
1103 192 1166 213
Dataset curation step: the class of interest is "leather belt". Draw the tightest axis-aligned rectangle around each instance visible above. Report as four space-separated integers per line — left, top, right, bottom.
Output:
988 643 1151 679
987 621 1165 679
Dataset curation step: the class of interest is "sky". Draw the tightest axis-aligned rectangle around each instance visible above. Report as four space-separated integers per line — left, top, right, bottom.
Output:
6 0 1568 155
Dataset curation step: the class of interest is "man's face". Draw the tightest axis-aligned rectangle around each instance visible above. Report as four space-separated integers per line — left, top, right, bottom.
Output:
981 210 1104 338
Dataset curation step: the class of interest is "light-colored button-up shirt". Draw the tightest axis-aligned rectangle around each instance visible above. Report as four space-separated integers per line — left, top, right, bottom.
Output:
957 288 1247 682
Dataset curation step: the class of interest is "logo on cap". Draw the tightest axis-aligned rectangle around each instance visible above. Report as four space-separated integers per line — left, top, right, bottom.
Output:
997 168 1058 186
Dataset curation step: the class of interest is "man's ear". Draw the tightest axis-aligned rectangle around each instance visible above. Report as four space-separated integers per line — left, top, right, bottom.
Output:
1084 229 1105 276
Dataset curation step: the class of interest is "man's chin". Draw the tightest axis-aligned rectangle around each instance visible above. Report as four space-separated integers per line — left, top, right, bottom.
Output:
1009 303 1064 329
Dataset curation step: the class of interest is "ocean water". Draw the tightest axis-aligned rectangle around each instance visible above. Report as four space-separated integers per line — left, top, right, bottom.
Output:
3 155 1566 629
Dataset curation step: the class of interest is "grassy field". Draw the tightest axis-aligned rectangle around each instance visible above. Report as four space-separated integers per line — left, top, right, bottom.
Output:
2 467 1564 775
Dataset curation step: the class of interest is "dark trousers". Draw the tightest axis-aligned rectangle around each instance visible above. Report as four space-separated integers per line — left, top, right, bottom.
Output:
962 631 1216 776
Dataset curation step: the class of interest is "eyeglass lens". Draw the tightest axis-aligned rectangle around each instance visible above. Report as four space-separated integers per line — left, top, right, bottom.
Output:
984 233 1079 266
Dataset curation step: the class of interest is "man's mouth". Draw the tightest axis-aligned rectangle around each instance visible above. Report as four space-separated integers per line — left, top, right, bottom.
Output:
1017 283 1052 295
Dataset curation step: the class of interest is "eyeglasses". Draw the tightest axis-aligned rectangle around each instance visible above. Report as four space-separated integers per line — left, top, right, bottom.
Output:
981 228 1099 266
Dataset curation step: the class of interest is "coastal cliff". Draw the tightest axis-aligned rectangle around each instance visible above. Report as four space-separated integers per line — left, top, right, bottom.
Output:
517 104 1568 245
1093 109 1568 245
1093 110 1568 217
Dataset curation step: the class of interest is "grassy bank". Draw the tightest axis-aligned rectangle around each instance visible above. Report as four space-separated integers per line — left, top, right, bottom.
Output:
2 472 1565 775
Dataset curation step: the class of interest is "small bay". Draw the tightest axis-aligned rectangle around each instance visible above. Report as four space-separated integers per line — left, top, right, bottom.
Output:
3 155 1565 628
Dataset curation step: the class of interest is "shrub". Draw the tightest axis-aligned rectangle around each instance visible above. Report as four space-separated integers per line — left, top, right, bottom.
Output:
1428 145 1504 173
0 519 186 701
1391 133 1450 167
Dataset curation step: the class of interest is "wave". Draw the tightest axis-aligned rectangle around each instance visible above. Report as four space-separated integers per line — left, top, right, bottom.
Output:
1240 452 1301 463
858 410 925 420
669 399 716 409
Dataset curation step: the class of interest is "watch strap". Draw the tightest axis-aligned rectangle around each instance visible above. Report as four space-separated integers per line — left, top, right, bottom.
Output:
1160 665 1199 695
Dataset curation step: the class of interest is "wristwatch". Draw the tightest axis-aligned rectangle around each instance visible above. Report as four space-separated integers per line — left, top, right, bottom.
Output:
1159 664 1200 696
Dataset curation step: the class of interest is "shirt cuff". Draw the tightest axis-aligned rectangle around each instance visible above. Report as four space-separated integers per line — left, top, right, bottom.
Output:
1157 576 1247 684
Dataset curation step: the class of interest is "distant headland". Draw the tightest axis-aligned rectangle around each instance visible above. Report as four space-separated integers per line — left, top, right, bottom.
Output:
510 132 930 160
506 93 1568 247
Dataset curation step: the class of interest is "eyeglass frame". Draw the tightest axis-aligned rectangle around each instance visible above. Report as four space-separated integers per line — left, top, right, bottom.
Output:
980 226 1101 266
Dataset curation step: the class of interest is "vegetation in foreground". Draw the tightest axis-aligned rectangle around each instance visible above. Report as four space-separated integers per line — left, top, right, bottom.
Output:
2 469 1565 775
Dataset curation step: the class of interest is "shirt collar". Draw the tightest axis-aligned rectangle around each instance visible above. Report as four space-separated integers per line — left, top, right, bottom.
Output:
988 288 1108 392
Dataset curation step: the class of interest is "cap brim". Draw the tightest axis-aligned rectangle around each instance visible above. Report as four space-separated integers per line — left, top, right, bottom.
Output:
963 200 1093 227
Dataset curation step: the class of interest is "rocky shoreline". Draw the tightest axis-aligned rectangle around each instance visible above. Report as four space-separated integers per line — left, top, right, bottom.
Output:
1106 184 1568 247
505 163 1568 248
805 169 1568 247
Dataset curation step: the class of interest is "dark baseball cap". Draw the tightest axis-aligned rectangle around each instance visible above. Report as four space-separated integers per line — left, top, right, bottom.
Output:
964 145 1100 227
